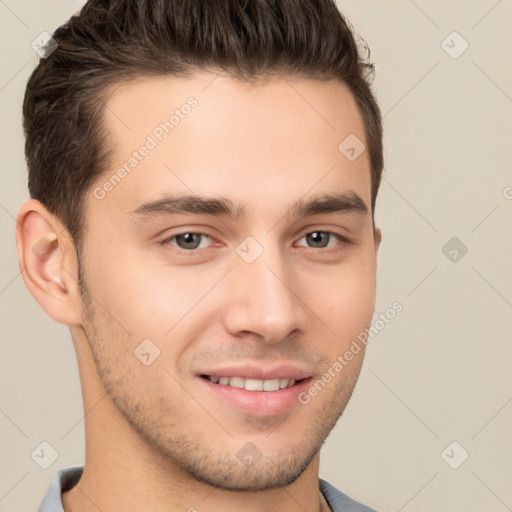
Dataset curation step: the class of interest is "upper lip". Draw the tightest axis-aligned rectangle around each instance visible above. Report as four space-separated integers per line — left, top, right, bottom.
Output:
197 363 312 381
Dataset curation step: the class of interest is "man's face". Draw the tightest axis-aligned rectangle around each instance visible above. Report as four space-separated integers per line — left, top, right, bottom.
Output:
77 72 380 490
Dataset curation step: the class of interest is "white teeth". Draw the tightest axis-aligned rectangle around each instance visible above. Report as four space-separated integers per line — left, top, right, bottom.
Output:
229 376 245 389
207 375 299 391
263 378 281 391
244 378 263 391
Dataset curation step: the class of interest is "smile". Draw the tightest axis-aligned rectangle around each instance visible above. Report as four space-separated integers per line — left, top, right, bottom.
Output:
201 375 302 391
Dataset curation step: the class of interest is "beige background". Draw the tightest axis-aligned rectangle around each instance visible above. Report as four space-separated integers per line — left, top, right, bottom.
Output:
1 1 511 511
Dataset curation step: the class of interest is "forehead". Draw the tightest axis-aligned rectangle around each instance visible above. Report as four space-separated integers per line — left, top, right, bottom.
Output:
89 72 370 224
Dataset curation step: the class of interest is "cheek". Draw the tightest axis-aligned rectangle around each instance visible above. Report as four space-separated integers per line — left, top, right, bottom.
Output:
314 259 377 345
84 235 376 348
82 248 225 367
85 250 194 325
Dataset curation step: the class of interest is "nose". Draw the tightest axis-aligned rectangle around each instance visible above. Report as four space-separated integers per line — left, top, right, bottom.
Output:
221 248 308 344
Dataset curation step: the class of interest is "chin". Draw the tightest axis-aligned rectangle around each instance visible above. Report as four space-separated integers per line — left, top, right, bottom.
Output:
184 448 317 492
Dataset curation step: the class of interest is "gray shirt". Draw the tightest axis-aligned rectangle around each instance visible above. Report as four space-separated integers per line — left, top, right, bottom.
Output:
37 466 377 512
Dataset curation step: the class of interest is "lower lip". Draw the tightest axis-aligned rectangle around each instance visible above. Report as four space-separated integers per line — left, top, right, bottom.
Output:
197 376 313 417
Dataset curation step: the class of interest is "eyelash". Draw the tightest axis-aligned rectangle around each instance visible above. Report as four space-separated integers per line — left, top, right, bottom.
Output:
159 230 351 253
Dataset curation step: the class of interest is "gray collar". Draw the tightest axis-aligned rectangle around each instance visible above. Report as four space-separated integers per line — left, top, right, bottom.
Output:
38 466 377 512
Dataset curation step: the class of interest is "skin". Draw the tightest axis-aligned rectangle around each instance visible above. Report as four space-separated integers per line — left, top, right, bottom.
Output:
16 72 381 512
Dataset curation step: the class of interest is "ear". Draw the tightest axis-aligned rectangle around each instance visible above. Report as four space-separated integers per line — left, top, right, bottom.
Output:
373 225 382 259
15 199 83 326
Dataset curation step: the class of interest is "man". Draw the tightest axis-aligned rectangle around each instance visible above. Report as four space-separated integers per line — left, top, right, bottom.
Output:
16 1 383 510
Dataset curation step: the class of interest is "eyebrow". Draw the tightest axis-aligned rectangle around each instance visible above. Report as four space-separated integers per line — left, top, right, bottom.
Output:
128 191 368 221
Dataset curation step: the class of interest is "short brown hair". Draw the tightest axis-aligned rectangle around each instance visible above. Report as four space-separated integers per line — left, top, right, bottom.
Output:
23 0 383 245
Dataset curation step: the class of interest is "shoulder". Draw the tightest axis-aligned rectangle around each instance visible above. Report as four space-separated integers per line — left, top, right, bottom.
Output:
319 478 378 512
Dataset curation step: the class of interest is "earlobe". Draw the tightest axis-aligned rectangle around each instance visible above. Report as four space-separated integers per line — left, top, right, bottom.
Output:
15 199 82 326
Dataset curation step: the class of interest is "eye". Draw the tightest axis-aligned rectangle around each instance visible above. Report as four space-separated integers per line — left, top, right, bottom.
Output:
163 232 213 251
296 231 346 249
